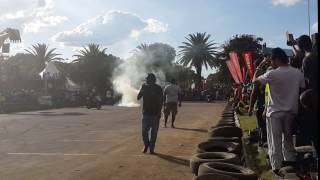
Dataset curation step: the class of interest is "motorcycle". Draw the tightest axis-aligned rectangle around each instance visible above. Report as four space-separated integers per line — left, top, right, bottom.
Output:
206 94 214 103
86 96 102 110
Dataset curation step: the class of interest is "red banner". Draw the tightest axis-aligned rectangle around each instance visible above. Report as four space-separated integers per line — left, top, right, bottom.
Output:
229 52 243 83
226 60 240 84
242 51 254 80
242 66 246 81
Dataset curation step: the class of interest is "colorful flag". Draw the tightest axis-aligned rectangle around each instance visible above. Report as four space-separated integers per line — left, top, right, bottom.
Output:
226 60 240 84
242 51 254 80
229 51 243 83
242 66 246 82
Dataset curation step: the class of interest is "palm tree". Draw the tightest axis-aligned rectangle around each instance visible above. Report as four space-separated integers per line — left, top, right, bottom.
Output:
72 43 115 94
26 43 62 64
73 43 107 61
131 43 149 56
25 43 62 76
178 32 218 90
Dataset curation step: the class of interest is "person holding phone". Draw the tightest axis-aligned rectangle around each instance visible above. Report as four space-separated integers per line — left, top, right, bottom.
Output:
137 73 163 154
253 48 305 174
287 32 313 69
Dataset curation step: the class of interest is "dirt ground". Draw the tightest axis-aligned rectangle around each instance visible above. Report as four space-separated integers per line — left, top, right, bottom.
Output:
0 101 225 180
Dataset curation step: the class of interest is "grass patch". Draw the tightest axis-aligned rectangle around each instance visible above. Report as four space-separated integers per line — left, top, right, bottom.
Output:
238 114 272 180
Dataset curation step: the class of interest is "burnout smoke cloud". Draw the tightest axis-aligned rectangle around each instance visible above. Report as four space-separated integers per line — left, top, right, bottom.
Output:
112 43 175 107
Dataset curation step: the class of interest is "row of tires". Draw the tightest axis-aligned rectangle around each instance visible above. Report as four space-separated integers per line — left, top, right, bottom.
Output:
190 103 258 180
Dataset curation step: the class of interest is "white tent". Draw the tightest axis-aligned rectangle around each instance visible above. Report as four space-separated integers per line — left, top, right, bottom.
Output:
39 61 80 91
65 77 80 91
39 61 60 79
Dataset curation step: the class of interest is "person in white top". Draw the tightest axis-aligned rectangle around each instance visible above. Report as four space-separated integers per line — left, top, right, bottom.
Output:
253 48 305 174
163 78 182 128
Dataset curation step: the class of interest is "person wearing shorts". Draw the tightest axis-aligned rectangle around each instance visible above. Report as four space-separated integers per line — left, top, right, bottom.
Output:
163 78 182 128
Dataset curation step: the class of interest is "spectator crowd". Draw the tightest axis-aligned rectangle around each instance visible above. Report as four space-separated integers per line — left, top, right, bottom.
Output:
232 32 318 176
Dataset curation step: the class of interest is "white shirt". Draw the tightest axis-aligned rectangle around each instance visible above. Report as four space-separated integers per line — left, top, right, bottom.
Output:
164 84 181 103
257 66 305 117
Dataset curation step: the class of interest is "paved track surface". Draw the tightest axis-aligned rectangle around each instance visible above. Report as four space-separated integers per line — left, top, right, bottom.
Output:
0 102 226 180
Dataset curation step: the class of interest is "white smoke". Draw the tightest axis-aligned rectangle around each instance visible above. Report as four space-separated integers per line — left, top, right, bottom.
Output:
112 55 144 107
112 44 169 107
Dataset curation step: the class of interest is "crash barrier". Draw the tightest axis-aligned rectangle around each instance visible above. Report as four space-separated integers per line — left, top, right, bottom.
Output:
192 173 239 180
190 102 257 180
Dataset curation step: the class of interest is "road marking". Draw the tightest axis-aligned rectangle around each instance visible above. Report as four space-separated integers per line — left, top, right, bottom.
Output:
57 139 109 142
87 130 109 134
7 152 98 156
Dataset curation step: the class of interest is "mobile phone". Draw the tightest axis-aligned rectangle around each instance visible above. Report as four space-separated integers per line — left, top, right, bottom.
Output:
286 31 295 46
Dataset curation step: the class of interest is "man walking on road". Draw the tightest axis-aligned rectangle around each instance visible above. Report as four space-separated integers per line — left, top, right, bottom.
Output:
137 73 163 154
163 78 182 128
253 48 305 174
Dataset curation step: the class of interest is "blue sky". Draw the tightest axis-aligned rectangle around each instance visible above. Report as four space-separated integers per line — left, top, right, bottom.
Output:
1 0 318 77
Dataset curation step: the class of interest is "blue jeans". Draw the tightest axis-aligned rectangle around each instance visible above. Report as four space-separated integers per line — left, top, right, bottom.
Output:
142 114 160 151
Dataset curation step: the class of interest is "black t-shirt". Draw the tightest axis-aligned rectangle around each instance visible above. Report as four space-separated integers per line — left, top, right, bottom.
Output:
302 52 318 91
138 83 163 116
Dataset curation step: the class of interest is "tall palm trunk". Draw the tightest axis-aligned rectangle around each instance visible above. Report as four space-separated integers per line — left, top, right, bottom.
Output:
196 66 202 91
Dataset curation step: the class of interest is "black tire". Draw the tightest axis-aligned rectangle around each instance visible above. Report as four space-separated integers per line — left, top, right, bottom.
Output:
190 152 240 175
217 121 235 125
219 117 234 121
223 109 234 112
215 124 236 128
196 141 241 155
208 126 243 138
198 162 258 180
221 114 234 118
282 173 300 180
216 122 236 127
279 166 296 175
193 173 239 180
207 137 241 145
222 112 234 115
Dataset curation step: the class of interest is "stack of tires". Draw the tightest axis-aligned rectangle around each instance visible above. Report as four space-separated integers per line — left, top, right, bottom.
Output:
190 103 258 180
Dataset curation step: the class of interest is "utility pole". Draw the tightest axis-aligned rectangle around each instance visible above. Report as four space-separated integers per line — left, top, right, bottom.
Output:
307 0 311 36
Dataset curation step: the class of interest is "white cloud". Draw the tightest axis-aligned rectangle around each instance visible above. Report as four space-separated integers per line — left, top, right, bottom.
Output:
145 19 168 33
312 22 318 32
52 11 168 47
0 0 67 33
271 0 302 6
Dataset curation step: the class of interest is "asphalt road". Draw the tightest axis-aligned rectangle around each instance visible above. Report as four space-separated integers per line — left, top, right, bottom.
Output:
0 102 226 180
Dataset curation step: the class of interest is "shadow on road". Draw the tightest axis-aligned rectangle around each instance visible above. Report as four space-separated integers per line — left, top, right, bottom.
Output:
11 112 87 116
155 153 189 166
174 127 207 133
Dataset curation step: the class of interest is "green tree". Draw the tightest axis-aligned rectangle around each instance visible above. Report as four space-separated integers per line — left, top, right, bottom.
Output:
73 43 108 60
219 34 263 84
1 54 43 91
26 43 62 70
168 64 198 90
178 32 218 90
71 43 121 96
